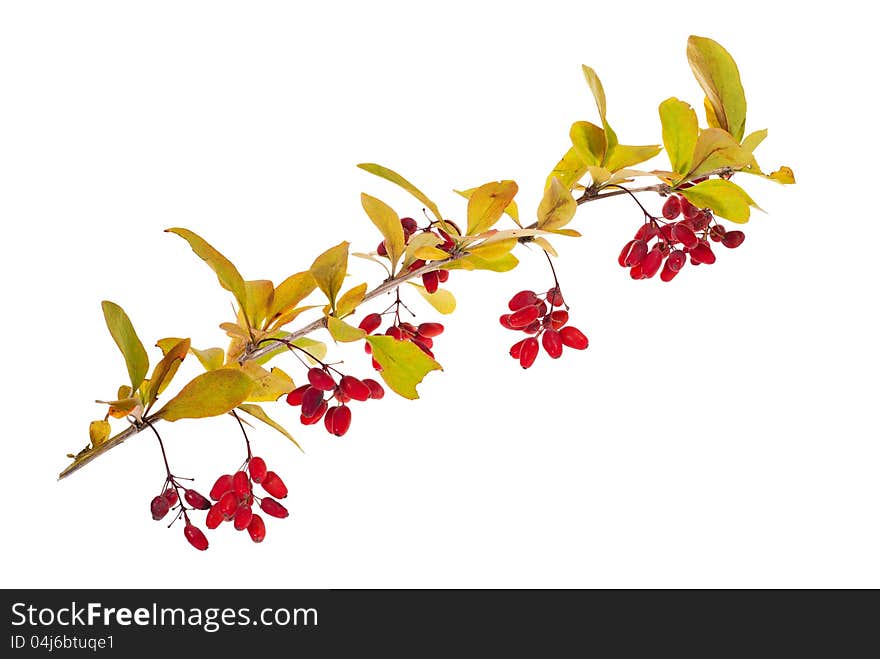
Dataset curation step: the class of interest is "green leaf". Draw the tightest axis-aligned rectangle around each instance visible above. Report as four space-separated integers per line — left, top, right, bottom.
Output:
335 282 367 318
191 346 225 371
659 97 699 175
537 177 577 230
455 187 520 227
268 271 316 326
145 338 190 408
245 280 274 329
679 179 759 224
687 35 747 142
409 283 456 314
310 241 349 310
365 335 442 400
156 369 254 422
237 404 302 452
240 362 294 402
546 147 589 190
357 163 443 224
569 121 606 167
454 252 519 272
361 193 405 271
327 316 367 343
89 420 111 448
101 301 149 391
165 228 249 320
466 181 518 235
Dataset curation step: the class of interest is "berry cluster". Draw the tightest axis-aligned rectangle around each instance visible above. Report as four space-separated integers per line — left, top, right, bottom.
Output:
500 288 589 368
149 480 213 551
376 216 454 292
285 366 384 436
619 194 745 282
204 457 289 543
359 312 445 363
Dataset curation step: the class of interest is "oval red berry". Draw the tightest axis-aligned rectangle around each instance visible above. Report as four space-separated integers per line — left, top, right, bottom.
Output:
559 326 588 350
248 457 267 484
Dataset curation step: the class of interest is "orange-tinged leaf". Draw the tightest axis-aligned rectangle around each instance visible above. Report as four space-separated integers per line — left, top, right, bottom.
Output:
157 369 254 422
145 338 190 408
466 181 518 235
361 193 406 271
687 36 747 142
101 301 149 391
310 241 349 310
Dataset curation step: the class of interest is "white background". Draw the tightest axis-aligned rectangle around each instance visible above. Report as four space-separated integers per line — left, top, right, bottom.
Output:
1 1 877 588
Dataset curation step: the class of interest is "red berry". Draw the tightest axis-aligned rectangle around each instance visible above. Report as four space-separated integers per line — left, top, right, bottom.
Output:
662 195 682 220
437 269 450 283
219 491 238 519
660 223 676 243
547 287 565 307
559 326 588 350
412 338 434 357
377 240 388 256
307 367 335 392
524 321 541 334
358 313 382 334
417 322 444 337
635 223 659 241
692 210 712 232
400 217 418 233
163 487 178 506
260 497 290 519
334 387 351 403
509 339 526 359
519 337 539 369
234 506 253 531
550 310 569 329
709 224 726 242
285 384 309 407
508 290 538 311
691 241 716 264
680 196 700 220
233 471 250 499
630 264 644 280
542 329 563 359
722 230 745 248
206 503 225 529
150 495 170 521
184 524 209 551
371 357 382 371
301 400 327 425
408 259 426 271
619 239 648 267
660 261 680 282
422 270 440 294
248 457 267 484
261 471 288 499
362 378 385 399
508 305 540 329
640 248 663 279
667 249 686 272
184 489 211 510
325 405 352 437
209 474 234 501
339 375 371 402
416 335 434 349
499 314 515 329
247 514 266 543
300 386 325 418
386 326 405 341
672 223 699 250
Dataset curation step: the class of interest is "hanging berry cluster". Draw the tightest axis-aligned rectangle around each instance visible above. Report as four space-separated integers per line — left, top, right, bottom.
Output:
63 35 794 551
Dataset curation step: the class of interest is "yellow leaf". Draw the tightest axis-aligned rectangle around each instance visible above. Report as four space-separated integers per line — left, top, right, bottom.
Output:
537 177 577 230
587 166 611 185
268 305 320 331
549 228 582 237
659 97 699 175
455 187 520 227
89 420 111 448
582 65 618 151
327 315 367 343
455 252 519 273
546 147 589 190
466 238 516 261
191 346 224 371
165 228 250 321
245 280 274 329
220 322 250 339
569 121 606 166
687 36 747 142
145 338 190 408
414 245 451 261
679 179 759 224
404 232 445 268
241 362 295 402
604 144 661 172
357 163 444 225
409 283 456 314
532 236 557 257
365 335 442 400
101 301 149 391
99 396 139 419
361 193 405 271
268 271 316 326
687 128 753 179
741 129 768 153
336 283 367 318
310 241 349 310
156 337 185 355
157 369 254 421
237 404 302 452
466 181 519 235
767 166 796 184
